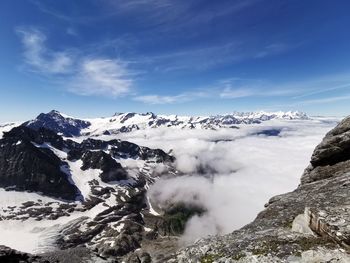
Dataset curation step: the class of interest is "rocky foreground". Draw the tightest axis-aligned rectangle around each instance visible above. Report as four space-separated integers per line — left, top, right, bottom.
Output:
167 116 350 262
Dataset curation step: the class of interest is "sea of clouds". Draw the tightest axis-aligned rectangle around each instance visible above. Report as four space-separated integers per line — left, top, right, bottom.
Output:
118 118 339 244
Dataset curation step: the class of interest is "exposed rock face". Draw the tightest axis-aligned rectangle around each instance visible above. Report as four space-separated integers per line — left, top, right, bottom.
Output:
302 116 350 184
68 138 174 163
0 127 79 200
168 116 350 262
81 150 128 182
0 126 173 201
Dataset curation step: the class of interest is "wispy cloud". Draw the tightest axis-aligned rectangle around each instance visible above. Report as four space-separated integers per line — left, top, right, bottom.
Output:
254 43 292 59
218 78 298 99
134 95 188 104
292 83 350 99
69 59 133 97
16 27 73 74
30 0 297 76
219 87 256 99
219 86 298 99
134 78 298 105
134 73 350 105
135 40 296 73
141 41 242 72
134 90 209 104
16 27 134 97
299 94 350 105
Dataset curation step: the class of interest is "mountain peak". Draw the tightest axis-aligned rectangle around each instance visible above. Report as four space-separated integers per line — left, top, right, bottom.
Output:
23 110 91 137
48 109 61 115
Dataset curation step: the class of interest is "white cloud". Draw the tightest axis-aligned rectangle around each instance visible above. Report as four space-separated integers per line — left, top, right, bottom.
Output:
218 78 299 99
254 43 292 58
134 90 211 104
69 59 133 97
16 27 73 74
16 28 134 97
117 118 339 244
219 87 256 99
298 94 350 105
134 95 187 104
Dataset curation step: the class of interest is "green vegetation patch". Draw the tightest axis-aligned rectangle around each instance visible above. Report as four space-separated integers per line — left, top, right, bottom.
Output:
200 254 221 263
161 203 205 235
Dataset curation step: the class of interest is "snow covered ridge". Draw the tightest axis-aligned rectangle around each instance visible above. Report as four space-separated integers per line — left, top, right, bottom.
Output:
19 110 309 137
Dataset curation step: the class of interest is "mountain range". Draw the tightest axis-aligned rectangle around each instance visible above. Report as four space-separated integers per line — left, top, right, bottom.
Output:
0 110 348 262
19 110 308 137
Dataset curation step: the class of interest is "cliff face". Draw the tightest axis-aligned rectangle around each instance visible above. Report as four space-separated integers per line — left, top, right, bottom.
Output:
0 127 79 200
169 116 350 262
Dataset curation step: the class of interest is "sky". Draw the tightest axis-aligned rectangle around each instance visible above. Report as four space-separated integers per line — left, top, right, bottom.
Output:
0 0 350 122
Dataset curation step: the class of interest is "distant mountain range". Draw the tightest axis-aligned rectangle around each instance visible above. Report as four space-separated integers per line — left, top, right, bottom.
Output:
15 110 309 137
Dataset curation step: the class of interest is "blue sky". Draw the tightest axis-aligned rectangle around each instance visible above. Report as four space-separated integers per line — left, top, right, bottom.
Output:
1 0 350 122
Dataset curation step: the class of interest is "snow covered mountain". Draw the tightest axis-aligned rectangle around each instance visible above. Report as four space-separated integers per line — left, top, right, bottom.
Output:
0 109 314 262
20 110 308 137
0 125 178 261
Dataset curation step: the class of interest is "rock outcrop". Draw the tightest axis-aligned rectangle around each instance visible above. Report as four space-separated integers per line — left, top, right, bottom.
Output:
81 150 128 183
168 116 350 262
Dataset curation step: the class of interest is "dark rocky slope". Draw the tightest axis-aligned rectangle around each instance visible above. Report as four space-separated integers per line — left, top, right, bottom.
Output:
0 126 173 201
0 127 79 200
168 116 350 262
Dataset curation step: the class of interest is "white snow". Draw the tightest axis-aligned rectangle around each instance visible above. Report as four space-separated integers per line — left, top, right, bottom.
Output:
66 160 101 199
73 111 310 137
0 194 112 253
144 226 152 232
0 122 19 138
147 195 160 216
115 223 125 232
0 189 60 210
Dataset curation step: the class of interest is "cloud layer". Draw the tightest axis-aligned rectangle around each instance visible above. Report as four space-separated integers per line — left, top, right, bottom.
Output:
117 118 339 244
